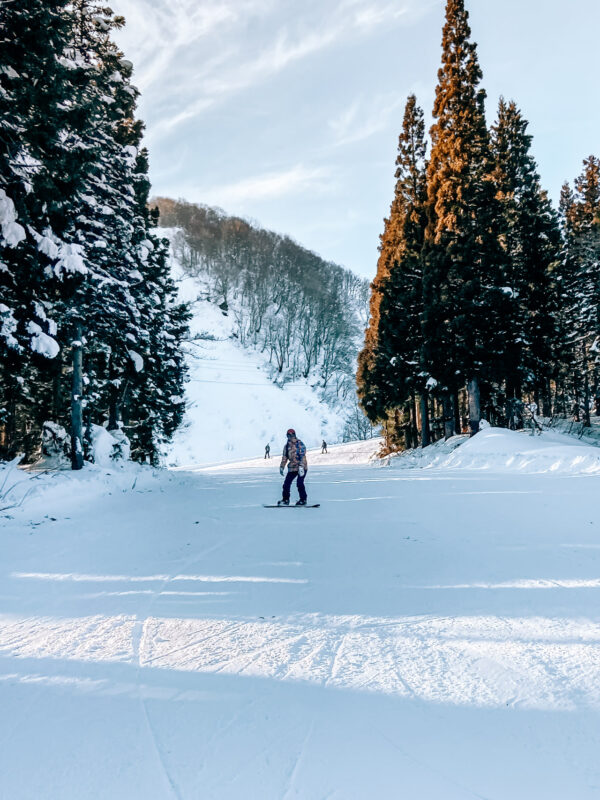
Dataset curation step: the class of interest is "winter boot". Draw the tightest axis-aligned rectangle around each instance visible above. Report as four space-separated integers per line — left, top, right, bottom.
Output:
295 499 307 506
278 499 290 506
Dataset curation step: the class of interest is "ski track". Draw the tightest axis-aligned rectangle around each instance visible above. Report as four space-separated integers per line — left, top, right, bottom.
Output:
281 721 315 800
1 611 599 711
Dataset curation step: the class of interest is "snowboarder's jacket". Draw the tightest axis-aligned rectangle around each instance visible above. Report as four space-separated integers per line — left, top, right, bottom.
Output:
280 438 308 473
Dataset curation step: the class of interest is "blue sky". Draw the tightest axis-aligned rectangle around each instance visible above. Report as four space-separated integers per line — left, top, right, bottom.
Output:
114 0 599 278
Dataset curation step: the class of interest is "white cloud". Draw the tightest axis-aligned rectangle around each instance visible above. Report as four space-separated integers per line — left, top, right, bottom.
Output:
196 165 333 207
114 0 428 139
329 93 406 146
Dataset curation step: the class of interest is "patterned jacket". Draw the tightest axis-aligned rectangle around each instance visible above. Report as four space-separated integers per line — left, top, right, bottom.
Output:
280 438 308 473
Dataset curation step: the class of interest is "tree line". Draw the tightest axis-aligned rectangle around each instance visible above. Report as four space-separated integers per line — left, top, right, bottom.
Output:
155 198 370 417
358 0 600 450
0 1 189 467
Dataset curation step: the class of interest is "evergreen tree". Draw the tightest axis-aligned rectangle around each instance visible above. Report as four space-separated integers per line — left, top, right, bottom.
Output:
357 95 428 446
1 0 189 466
422 0 508 435
125 157 190 465
490 99 562 416
0 0 93 459
558 157 600 423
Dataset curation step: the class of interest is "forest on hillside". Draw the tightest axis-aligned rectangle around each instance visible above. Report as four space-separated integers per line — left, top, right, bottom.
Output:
358 0 600 452
155 198 370 431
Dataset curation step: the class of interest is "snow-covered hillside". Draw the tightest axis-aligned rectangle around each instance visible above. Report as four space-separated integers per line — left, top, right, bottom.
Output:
167 232 355 466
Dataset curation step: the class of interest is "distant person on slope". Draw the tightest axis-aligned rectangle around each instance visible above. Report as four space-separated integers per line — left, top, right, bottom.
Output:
278 428 308 506
321 440 327 454
264 443 270 459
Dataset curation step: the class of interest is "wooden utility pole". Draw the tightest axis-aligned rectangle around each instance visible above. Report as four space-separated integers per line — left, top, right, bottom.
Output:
71 323 84 470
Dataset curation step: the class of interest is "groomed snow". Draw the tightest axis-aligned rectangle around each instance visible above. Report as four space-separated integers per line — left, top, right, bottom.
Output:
2 429 600 798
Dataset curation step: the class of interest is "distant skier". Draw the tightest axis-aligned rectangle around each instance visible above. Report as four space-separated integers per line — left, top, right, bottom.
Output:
321 440 327 454
264 443 270 459
278 428 308 506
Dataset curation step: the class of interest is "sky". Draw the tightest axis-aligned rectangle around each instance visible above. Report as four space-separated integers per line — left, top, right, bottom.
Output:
113 0 600 279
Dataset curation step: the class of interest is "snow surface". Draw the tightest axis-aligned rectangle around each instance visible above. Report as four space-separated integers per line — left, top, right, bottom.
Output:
2 429 600 798
168 243 349 467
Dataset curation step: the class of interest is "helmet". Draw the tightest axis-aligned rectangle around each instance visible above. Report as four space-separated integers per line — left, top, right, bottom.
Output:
286 428 296 436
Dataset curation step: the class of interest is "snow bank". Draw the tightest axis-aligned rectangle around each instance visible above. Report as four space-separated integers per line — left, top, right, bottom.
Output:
392 427 600 475
385 434 470 470
0 457 161 519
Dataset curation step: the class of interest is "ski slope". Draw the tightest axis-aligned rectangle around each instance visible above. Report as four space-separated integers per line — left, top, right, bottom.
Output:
167 236 349 467
2 430 600 798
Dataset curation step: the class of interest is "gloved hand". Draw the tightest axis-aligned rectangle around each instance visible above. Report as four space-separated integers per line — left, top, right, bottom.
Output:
298 466 305 477
280 467 284 476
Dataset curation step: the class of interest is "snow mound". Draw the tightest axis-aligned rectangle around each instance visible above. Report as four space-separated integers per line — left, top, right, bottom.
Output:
89 424 131 466
397 427 600 475
0 456 163 518
386 434 470 469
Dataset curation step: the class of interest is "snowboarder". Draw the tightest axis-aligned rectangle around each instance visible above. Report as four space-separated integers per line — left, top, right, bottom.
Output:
321 440 327 454
264 443 270 459
278 428 308 506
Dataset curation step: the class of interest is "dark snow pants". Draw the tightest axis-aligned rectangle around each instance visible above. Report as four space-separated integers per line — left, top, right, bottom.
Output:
282 470 307 503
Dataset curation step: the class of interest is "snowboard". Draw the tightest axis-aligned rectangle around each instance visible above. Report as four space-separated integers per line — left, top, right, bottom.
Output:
263 504 320 508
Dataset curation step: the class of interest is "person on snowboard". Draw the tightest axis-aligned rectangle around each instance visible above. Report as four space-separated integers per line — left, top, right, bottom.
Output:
278 428 308 506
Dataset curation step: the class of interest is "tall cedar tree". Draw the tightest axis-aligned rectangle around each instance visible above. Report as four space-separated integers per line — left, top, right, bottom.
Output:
490 99 562 415
558 157 600 422
423 0 509 435
357 95 428 441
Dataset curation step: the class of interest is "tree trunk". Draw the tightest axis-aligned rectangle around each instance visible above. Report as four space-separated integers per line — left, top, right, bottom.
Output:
468 376 481 436
51 352 62 421
71 324 84 471
583 350 591 427
411 392 419 449
453 391 461 435
420 393 430 448
541 378 552 418
443 394 455 439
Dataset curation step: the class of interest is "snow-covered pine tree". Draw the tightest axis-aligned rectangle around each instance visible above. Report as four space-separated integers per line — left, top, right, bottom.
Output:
0 0 92 460
490 99 562 418
62 2 189 466
125 183 190 466
1 0 189 466
357 95 428 448
422 0 509 436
